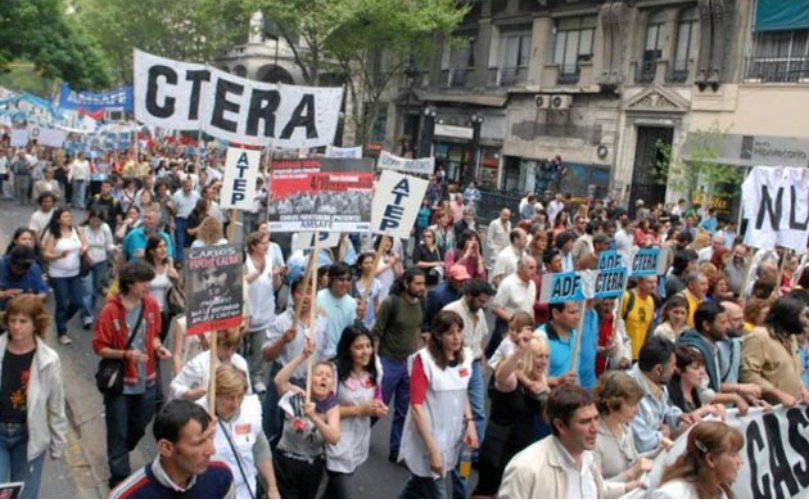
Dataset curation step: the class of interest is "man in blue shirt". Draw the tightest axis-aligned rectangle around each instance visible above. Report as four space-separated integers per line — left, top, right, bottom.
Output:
422 265 469 331
122 208 173 261
698 207 718 232
535 302 580 387
0 246 48 309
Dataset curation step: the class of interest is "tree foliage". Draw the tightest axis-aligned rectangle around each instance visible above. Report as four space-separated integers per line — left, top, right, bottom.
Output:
654 125 743 209
0 0 111 90
245 0 469 144
75 0 251 84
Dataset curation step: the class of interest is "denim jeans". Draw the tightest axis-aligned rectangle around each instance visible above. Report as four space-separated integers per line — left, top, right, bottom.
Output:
484 317 509 359
399 474 447 499
0 423 46 499
104 385 157 488
242 211 259 240
14 176 29 204
450 359 486 498
50 274 92 337
242 329 267 392
82 260 108 313
174 217 188 262
380 355 410 459
71 179 87 209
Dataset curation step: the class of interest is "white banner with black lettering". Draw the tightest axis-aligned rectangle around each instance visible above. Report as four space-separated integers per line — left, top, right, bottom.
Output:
377 150 435 176
371 170 429 240
326 145 362 159
624 406 809 499
133 50 343 148
220 148 261 210
742 166 809 252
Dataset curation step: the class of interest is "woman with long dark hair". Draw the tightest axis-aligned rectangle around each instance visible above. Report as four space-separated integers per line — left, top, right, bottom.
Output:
325 324 388 498
443 230 486 281
398 310 478 498
412 228 443 285
651 421 743 498
42 207 92 344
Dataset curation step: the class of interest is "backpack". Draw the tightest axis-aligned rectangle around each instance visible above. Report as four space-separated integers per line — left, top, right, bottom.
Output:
622 290 665 347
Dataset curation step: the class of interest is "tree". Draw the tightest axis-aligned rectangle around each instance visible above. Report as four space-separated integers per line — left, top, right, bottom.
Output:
654 125 743 213
245 0 468 144
0 0 111 89
75 0 250 84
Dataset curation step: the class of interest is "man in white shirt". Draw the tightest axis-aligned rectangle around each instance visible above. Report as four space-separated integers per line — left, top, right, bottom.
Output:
171 177 200 263
69 152 91 209
490 228 527 287
698 234 725 264
486 208 512 263
547 193 565 226
614 218 635 252
498 385 634 499
486 256 537 358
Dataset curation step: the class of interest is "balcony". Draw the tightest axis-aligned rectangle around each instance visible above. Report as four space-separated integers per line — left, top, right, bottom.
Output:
440 68 475 88
667 59 691 83
637 59 658 83
557 65 581 85
488 67 528 87
744 56 809 83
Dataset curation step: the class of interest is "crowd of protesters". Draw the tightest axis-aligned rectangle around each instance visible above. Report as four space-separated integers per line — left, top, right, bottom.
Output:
0 136 808 500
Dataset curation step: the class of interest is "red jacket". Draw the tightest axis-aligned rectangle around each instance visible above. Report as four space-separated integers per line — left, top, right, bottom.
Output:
92 294 162 387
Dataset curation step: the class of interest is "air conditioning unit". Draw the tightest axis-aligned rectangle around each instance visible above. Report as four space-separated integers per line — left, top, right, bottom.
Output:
551 94 573 110
535 94 551 109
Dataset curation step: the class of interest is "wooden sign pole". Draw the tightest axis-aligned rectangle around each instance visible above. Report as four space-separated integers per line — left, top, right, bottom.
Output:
208 331 218 416
305 232 321 404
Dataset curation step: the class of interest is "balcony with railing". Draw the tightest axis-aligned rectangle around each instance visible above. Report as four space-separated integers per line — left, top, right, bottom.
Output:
488 66 528 87
744 56 809 83
637 59 658 83
557 65 581 85
440 68 475 88
667 59 691 83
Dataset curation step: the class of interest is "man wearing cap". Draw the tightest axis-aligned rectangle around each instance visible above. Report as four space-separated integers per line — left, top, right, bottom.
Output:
423 265 469 332
0 246 49 309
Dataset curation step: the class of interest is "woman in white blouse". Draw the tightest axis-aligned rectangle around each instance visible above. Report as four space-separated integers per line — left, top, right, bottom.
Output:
81 208 116 313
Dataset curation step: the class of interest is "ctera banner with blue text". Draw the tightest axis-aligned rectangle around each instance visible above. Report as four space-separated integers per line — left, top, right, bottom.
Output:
133 50 343 148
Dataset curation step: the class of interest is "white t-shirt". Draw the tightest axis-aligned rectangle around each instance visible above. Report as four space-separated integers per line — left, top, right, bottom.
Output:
48 229 82 278
70 159 91 181
29 209 54 235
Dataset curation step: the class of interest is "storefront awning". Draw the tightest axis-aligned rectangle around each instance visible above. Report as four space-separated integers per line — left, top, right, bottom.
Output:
681 133 809 168
755 0 809 32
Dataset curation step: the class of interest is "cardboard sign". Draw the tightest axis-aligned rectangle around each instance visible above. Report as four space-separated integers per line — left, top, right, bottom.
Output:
134 50 343 148
377 150 435 176
540 271 586 304
593 267 628 299
370 171 429 240
220 147 260 210
185 245 243 335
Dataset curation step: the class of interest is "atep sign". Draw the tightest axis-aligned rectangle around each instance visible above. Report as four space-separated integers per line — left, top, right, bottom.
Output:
133 50 343 148
220 147 260 211
371 171 428 240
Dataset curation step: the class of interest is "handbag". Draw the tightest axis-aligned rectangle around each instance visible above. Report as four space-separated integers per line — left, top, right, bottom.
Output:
80 253 93 278
95 301 144 397
166 275 186 317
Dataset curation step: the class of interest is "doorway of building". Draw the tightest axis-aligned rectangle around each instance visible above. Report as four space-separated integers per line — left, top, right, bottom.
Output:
628 126 672 215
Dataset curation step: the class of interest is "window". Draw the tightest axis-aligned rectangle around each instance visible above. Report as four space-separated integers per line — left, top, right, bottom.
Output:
640 11 666 82
672 7 699 80
746 29 809 82
553 16 597 82
494 25 532 86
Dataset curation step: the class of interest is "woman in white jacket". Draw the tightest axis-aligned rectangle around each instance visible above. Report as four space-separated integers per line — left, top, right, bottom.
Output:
398 310 478 499
0 295 68 498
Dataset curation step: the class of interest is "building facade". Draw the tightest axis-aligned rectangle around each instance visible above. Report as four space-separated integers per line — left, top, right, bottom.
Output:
381 0 809 217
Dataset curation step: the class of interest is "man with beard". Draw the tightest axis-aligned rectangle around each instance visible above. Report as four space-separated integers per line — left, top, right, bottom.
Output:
630 336 696 453
442 279 495 498
716 301 769 407
371 268 426 463
724 244 748 296
678 302 756 414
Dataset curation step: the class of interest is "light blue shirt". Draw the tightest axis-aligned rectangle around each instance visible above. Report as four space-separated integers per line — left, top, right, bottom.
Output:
578 309 599 390
536 323 577 379
122 228 173 261
630 365 682 453
316 288 357 358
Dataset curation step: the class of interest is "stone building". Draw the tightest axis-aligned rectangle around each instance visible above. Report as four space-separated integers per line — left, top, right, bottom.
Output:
379 0 809 218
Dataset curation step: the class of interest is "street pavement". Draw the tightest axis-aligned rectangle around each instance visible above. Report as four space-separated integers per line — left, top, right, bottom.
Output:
0 200 484 498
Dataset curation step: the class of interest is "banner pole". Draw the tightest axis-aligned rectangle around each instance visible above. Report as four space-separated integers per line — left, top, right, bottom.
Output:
739 246 757 299
776 246 788 296
228 209 237 243
208 330 218 416
305 231 321 404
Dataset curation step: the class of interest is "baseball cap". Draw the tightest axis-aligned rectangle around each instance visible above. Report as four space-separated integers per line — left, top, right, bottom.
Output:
448 265 471 281
9 246 35 268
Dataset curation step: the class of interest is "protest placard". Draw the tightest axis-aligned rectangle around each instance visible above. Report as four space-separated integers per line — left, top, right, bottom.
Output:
134 50 343 148
629 247 661 277
742 166 809 252
370 170 429 240
267 158 374 232
185 245 243 335
377 150 435 176
32 127 66 148
59 83 134 112
539 271 586 304
597 250 625 271
10 129 28 147
220 147 260 210
326 145 362 159
292 231 341 253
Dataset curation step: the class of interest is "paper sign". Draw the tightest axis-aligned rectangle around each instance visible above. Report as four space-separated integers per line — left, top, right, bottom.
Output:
377 150 435 176
370 170 429 240
630 248 661 277
185 245 243 335
220 147 261 210
326 145 362 158
540 271 586 304
597 250 625 270
593 267 627 299
10 129 28 147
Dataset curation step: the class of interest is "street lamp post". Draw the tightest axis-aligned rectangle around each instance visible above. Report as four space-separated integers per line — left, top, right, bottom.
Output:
419 104 437 159
464 112 484 185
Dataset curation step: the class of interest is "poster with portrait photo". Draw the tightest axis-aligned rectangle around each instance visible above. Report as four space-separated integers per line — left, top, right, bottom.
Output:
185 245 243 335
0 482 23 499
267 158 374 233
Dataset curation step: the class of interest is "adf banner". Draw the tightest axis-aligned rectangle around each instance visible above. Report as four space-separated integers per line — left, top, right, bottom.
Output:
267 158 374 232
220 147 260 210
133 50 343 148
185 245 243 335
371 171 429 240
625 406 809 499
377 150 435 176
742 166 809 252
